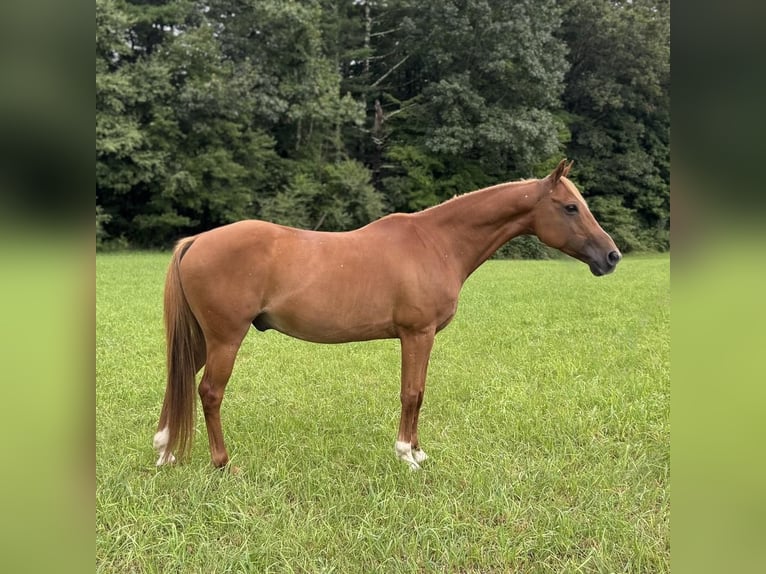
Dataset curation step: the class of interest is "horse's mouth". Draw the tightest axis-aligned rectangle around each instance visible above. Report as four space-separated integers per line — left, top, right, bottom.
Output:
589 260 617 276
566 245 621 276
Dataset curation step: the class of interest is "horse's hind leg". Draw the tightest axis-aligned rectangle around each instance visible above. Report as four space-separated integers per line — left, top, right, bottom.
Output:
198 331 247 469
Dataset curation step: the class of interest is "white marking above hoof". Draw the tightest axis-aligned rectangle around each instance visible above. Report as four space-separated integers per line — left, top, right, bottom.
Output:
395 440 421 471
153 427 176 466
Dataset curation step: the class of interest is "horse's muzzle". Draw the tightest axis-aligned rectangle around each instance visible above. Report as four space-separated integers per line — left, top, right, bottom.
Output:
589 249 622 276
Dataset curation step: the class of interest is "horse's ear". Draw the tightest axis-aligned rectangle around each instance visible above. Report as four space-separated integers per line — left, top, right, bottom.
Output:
551 159 569 183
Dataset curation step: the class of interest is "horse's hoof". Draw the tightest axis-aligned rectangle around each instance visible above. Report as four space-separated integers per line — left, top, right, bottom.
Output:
215 463 241 475
395 441 421 470
413 449 428 463
155 452 176 466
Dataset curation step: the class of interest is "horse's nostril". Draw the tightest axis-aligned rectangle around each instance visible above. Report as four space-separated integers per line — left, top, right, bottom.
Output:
607 250 622 265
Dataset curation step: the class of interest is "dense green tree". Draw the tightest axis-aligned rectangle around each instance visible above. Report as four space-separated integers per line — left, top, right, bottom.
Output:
97 0 378 247
353 0 570 212
97 0 173 244
96 0 670 252
260 159 382 231
558 0 670 251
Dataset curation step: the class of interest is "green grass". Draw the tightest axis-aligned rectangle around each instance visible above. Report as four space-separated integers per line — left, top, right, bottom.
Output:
97 253 669 573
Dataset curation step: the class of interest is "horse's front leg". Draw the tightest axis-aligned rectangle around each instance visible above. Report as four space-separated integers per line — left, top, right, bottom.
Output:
395 328 434 471
411 390 428 464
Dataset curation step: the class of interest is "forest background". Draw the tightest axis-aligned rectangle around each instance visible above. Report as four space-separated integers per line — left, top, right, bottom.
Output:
96 0 669 256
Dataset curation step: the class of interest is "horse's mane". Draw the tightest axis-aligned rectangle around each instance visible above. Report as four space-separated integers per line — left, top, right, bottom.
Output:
421 177 540 212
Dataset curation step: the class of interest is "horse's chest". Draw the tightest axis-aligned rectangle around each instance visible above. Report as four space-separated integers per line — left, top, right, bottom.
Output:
394 280 459 332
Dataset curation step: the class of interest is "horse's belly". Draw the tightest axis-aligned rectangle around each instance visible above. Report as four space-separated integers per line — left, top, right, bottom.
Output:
258 295 397 344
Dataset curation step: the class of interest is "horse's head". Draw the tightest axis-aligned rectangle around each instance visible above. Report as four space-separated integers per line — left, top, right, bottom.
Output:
532 159 622 276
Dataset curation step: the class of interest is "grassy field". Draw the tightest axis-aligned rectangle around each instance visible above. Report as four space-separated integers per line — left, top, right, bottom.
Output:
96 252 669 573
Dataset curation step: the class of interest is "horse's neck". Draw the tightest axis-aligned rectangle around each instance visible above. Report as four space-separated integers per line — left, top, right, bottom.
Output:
416 179 542 281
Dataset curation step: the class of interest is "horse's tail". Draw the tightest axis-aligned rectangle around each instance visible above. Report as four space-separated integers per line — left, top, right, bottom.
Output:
156 236 203 463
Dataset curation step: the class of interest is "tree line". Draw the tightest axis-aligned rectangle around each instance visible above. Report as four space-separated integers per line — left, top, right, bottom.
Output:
97 0 669 254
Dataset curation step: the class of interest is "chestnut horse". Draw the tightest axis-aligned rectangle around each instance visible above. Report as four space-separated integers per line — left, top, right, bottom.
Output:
153 160 621 470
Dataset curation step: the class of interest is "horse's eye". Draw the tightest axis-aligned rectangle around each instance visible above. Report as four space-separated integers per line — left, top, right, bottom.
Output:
564 204 579 214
